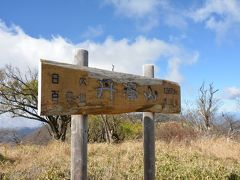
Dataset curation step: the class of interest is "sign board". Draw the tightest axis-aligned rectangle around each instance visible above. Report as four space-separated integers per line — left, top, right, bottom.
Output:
38 60 181 115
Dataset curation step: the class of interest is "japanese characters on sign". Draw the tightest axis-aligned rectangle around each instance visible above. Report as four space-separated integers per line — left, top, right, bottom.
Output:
144 86 157 101
52 74 59 84
50 73 179 107
79 78 87 86
39 60 181 115
51 90 59 102
124 82 137 100
96 79 115 100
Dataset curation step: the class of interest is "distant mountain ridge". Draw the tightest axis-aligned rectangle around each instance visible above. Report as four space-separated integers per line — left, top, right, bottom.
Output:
0 127 38 143
23 125 52 145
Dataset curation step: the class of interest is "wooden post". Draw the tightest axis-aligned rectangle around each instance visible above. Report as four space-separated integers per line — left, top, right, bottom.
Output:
143 64 155 180
71 49 88 180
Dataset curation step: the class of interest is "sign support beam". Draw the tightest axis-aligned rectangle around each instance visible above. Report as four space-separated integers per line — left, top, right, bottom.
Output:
71 49 88 180
143 64 155 180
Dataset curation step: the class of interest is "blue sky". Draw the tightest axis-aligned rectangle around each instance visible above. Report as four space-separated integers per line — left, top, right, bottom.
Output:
0 0 240 127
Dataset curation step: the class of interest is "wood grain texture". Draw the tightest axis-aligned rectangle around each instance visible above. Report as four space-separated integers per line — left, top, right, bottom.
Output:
71 49 88 180
38 59 181 115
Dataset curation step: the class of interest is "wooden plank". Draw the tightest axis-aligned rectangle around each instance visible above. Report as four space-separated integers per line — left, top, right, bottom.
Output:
38 59 181 115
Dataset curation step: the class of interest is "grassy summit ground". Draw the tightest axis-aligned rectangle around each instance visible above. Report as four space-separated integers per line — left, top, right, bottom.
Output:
0 137 240 179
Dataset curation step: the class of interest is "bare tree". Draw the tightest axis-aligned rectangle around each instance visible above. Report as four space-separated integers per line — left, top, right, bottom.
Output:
222 113 240 138
0 65 70 141
197 82 219 130
100 115 113 143
88 114 134 143
100 115 123 143
181 100 205 131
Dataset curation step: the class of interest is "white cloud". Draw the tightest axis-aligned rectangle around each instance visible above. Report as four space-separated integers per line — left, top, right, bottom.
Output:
104 0 187 31
104 0 160 18
0 20 198 83
191 0 240 41
224 87 240 99
79 37 199 82
136 16 159 32
0 21 74 70
167 58 182 82
82 25 104 39
169 34 187 43
164 13 188 30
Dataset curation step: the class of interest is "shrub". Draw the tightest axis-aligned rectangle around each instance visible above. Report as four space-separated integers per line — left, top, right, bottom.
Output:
155 121 198 143
88 115 142 143
119 121 142 140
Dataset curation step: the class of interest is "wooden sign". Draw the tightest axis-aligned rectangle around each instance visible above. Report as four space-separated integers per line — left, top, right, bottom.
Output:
38 60 181 115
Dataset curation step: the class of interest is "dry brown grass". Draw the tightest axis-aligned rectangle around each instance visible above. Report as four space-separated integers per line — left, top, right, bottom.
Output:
0 142 70 179
0 137 240 179
190 137 240 161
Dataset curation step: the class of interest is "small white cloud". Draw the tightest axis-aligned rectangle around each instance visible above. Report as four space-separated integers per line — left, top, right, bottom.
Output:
82 25 104 39
190 0 240 41
164 10 188 30
166 58 182 82
104 0 187 31
224 87 240 99
104 0 160 18
164 50 198 82
169 34 187 43
136 16 159 32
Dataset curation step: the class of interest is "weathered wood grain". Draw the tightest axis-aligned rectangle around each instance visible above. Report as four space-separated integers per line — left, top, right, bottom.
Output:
38 59 181 115
71 49 88 180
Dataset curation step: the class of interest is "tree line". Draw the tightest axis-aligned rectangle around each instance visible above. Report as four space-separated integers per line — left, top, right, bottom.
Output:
0 65 239 143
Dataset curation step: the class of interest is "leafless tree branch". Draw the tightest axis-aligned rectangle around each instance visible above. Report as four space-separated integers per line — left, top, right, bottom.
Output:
0 65 70 141
197 82 220 130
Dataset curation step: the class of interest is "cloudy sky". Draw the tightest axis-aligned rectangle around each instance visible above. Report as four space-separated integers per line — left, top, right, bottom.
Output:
0 0 240 128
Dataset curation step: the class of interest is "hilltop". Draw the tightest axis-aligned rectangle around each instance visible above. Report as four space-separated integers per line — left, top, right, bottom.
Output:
0 137 240 179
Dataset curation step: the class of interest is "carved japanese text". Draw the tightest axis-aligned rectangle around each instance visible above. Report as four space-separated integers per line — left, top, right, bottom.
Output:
79 77 87 86
124 82 137 100
144 86 157 101
52 74 59 84
96 79 116 100
52 90 59 102
164 87 177 95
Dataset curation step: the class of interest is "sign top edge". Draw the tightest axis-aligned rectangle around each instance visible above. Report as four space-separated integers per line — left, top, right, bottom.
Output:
40 59 180 87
